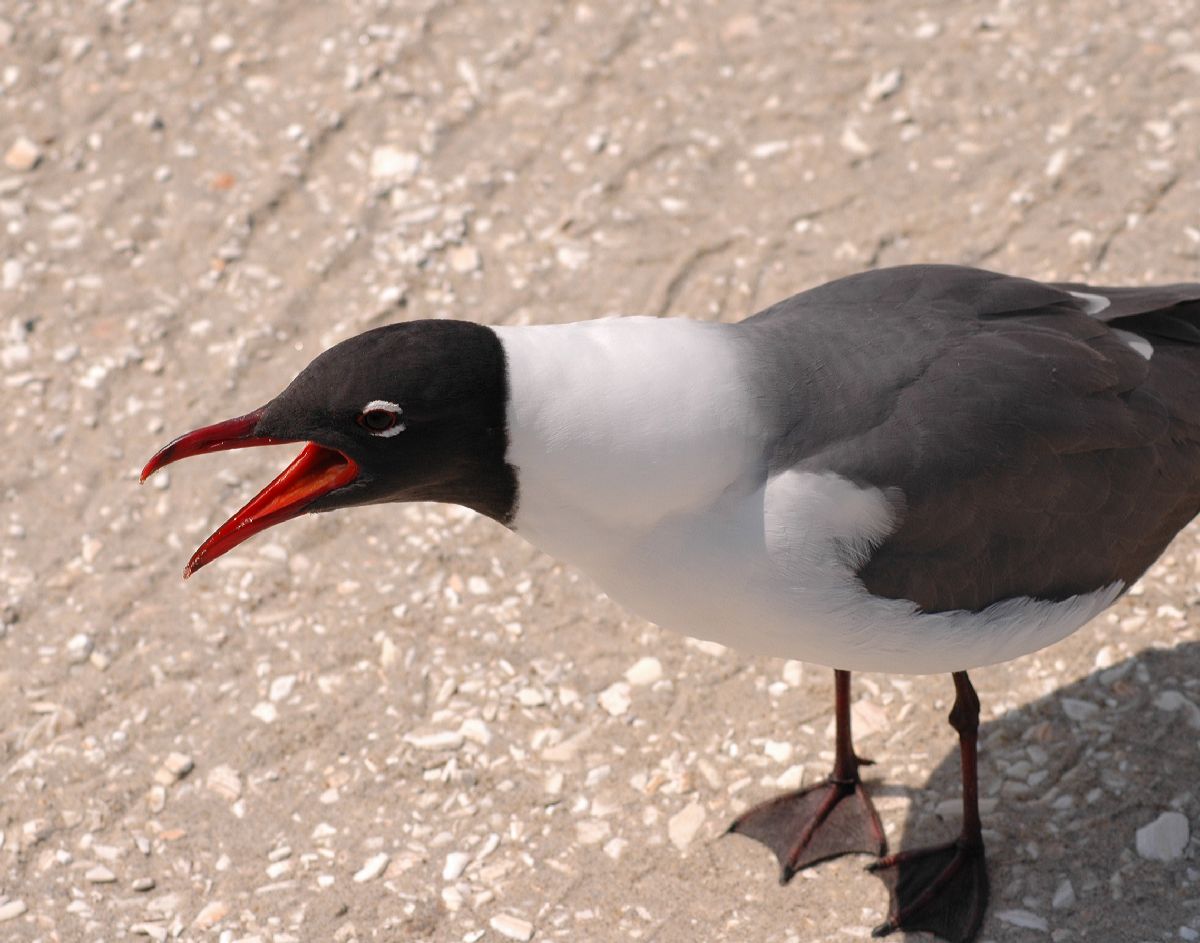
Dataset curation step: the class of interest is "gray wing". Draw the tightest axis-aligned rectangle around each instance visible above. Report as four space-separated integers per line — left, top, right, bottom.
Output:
738 265 1200 613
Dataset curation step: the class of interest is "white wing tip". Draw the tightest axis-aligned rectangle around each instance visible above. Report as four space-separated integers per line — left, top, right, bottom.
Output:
1068 290 1112 316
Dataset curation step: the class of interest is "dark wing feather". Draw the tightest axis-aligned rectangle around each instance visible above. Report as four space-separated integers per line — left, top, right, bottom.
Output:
1053 278 1200 343
739 265 1200 613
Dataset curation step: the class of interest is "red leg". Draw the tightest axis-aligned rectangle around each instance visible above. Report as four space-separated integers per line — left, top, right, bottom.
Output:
728 669 887 881
868 671 990 943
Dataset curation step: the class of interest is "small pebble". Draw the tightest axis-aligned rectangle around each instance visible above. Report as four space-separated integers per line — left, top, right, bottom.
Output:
776 765 805 790
380 636 399 668
312 823 337 840
489 914 534 941
65 633 94 664
81 535 103 564
449 246 481 274
556 244 589 270
1051 878 1075 910
997 909 1049 931
132 877 156 892
840 124 871 156
751 140 789 160
206 765 242 801
624 657 663 686
192 901 228 929
2 258 22 290
1060 698 1099 722
668 801 706 850
145 784 167 812
1136 811 1189 861
585 129 607 153
404 729 464 751
516 687 545 707
443 851 469 881
0 900 27 922
251 701 278 724
353 852 390 882
1153 690 1200 728
1045 148 1068 179
266 860 291 879
162 752 194 780
369 145 420 182
599 682 631 717
721 13 760 42
86 864 117 883
4 137 41 172
459 718 492 745
576 820 610 844
865 67 903 102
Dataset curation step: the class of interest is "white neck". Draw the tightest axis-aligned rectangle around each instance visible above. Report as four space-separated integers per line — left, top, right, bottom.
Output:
494 318 762 565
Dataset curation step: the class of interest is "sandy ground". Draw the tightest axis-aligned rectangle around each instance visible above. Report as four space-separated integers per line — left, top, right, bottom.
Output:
3 0 1200 940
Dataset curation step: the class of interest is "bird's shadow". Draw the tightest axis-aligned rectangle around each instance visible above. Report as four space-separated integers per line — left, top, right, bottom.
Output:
893 642 1200 939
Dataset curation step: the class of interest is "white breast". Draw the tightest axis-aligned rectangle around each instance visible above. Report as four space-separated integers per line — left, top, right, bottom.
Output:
496 320 1121 674
495 318 764 542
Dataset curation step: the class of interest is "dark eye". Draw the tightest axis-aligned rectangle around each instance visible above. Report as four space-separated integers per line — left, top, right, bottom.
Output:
356 400 405 437
358 409 399 433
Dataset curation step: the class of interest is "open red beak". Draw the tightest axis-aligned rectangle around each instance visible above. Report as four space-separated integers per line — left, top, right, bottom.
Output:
141 407 359 578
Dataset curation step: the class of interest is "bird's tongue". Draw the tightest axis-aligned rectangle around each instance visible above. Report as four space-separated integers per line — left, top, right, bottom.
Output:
141 409 358 577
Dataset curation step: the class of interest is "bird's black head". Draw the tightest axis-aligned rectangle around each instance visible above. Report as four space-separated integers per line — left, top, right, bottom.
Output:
258 321 516 514
142 320 516 577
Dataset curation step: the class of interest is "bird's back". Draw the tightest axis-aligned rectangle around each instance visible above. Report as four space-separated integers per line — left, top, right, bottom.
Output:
735 264 1200 614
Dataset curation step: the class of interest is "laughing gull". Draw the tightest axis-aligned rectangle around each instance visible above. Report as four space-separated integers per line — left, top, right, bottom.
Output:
143 264 1200 943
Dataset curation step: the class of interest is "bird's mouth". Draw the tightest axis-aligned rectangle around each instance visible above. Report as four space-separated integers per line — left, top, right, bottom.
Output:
141 407 359 578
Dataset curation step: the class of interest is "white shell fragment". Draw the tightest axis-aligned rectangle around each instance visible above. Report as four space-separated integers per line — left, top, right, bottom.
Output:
442 851 469 881
598 682 632 716
369 146 419 182
403 729 464 751
1051 878 1076 910
997 910 1049 932
353 852 390 882
191 901 229 930
668 801 706 850
624 656 663 686
65 633 94 663
162 752 194 779
1136 811 1190 861
3 136 41 171
206 765 243 802
489 914 534 941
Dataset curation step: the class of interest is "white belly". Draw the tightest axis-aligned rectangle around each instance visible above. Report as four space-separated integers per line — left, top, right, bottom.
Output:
515 471 1122 675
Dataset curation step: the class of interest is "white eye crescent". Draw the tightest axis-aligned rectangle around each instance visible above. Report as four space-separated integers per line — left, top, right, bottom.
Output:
357 399 405 437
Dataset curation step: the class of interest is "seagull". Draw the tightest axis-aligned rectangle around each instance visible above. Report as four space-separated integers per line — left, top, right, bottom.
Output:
143 264 1200 943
